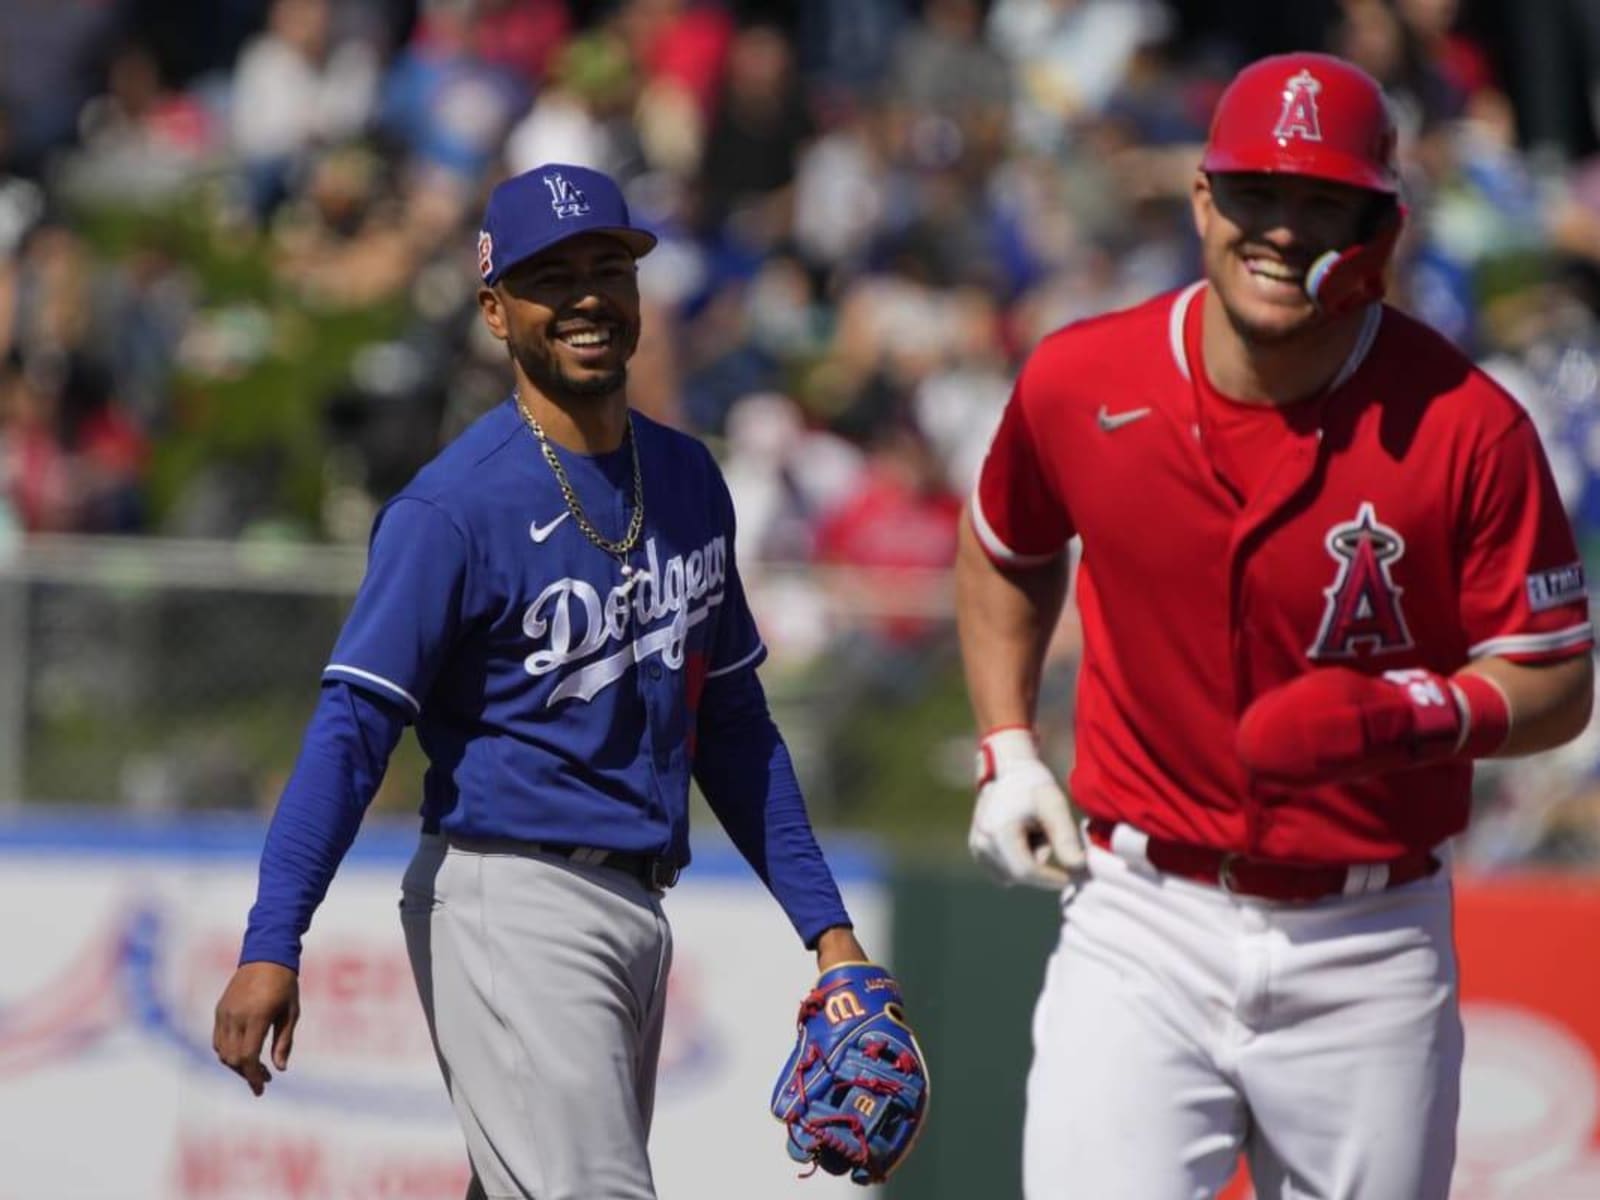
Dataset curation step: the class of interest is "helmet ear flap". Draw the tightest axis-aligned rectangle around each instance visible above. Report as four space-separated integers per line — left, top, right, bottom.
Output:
1306 201 1406 317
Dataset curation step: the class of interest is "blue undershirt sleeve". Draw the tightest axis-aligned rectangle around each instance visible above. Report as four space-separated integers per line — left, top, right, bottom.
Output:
239 681 409 971
693 664 852 948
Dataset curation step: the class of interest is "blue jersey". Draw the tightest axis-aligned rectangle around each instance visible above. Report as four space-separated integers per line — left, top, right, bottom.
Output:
240 397 850 970
324 399 764 865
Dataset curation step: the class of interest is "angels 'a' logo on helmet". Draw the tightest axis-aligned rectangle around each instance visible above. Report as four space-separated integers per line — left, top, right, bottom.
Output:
1308 502 1414 659
1274 68 1325 143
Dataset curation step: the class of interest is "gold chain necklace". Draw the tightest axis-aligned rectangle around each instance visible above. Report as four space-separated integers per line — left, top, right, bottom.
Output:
515 392 645 580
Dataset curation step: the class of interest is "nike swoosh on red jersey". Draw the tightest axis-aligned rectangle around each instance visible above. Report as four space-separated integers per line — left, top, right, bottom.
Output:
1096 405 1152 431
529 512 571 543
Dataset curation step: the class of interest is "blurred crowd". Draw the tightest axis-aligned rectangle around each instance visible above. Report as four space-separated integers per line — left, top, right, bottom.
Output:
5 0 1600 857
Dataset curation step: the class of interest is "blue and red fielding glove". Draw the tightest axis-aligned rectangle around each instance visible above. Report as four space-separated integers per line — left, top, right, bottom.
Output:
770 963 929 1185
1237 667 1510 786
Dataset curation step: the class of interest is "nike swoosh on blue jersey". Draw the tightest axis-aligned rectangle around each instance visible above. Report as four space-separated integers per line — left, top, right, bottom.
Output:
529 512 571 543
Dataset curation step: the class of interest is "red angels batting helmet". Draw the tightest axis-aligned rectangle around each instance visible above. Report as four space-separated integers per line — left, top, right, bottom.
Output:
1201 52 1399 194
1201 52 1403 314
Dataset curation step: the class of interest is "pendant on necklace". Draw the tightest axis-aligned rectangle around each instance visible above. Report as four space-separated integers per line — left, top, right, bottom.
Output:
616 561 638 596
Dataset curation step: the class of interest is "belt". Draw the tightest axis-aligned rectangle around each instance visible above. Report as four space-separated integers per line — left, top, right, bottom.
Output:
562 845 682 891
444 835 682 891
1085 819 1437 903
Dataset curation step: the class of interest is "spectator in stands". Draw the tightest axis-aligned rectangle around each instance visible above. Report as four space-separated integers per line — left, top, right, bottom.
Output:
1396 0 1497 103
621 0 735 176
65 41 218 204
695 23 812 249
986 0 1173 152
504 30 643 177
813 416 962 647
721 390 864 565
1333 0 1465 138
459 0 572 89
378 0 531 187
270 144 425 309
230 0 380 223
889 0 1011 170
0 351 146 533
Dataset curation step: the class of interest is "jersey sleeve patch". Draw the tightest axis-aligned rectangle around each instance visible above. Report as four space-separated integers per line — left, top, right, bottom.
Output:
1526 562 1588 613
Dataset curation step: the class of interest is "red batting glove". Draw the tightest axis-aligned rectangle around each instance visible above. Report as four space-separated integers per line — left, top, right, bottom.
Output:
1237 667 1510 787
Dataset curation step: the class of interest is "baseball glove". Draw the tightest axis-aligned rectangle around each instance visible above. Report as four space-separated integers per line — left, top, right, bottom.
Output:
770 962 929 1184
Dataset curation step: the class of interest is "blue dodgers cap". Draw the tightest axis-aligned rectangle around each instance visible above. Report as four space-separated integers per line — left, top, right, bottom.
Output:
476 163 658 284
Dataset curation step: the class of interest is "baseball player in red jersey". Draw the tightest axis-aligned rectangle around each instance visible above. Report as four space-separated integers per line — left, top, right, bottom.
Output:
957 52 1595 1199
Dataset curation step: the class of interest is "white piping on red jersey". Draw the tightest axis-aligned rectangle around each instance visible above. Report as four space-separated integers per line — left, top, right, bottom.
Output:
1167 282 1204 379
968 490 1060 566
1469 624 1595 660
1166 283 1383 394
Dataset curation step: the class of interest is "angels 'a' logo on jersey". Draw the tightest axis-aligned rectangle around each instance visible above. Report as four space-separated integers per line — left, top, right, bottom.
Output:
1308 502 1414 660
1274 69 1324 143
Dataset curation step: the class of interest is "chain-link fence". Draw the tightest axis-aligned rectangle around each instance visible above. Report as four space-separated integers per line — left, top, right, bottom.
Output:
8 535 1600 867
1 537 362 811
0 536 979 837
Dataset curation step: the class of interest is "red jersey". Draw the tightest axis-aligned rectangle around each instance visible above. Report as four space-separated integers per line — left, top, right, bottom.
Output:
973 284 1593 863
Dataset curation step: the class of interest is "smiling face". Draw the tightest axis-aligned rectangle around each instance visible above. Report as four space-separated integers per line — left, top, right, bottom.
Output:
1193 170 1383 346
479 232 642 404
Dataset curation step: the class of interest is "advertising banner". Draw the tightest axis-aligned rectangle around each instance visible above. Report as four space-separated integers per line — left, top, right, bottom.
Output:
1453 877 1600 1198
0 817 887 1200
1217 875 1600 1199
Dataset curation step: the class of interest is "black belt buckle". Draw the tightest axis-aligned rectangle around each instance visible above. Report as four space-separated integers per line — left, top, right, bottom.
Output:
646 857 681 891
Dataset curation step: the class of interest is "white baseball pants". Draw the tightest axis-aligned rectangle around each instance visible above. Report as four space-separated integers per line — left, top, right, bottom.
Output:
400 835 673 1200
1024 841 1462 1200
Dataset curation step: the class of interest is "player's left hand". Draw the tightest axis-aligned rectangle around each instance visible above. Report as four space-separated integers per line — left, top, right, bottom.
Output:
1237 667 1470 786
771 962 929 1185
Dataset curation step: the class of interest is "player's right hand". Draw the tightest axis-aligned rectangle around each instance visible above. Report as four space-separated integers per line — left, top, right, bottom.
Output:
969 727 1084 889
213 961 301 1097
1236 666 1474 786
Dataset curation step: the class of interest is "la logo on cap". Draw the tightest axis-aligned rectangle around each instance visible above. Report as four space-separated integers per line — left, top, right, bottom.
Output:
1274 68 1324 143
477 230 493 278
543 171 591 219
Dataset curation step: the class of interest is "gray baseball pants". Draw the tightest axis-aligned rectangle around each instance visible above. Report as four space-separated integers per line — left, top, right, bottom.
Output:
400 833 674 1200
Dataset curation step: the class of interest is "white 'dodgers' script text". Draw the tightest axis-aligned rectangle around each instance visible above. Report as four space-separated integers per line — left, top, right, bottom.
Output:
523 536 727 704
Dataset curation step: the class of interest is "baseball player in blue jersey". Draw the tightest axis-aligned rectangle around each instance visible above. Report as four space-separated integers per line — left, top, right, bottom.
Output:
212 164 927 1198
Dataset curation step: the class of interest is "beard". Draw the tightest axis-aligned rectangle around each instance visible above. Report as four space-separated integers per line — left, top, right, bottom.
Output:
509 332 632 403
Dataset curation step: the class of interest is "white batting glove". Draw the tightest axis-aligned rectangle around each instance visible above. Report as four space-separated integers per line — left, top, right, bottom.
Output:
969 728 1084 890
